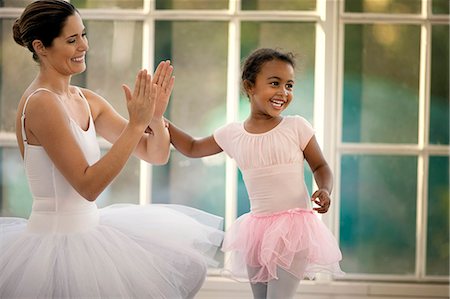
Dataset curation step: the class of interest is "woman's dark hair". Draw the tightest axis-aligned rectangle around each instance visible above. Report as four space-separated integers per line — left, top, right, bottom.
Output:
241 48 296 96
12 0 78 62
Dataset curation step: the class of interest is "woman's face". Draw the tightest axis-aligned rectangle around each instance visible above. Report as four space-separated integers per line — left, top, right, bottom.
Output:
42 13 88 76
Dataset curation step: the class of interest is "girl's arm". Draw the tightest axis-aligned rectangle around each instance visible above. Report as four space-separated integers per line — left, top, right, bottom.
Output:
304 135 333 213
25 70 157 202
167 121 223 158
89 61 174 165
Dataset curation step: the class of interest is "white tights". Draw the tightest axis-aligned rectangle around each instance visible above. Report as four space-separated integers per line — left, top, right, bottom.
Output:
247 251 308 299
248 267 301 299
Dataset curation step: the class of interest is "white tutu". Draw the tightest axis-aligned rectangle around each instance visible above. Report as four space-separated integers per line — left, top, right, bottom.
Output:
0 204 223 299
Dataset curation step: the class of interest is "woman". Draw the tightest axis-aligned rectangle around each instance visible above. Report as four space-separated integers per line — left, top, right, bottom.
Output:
0 1 223 298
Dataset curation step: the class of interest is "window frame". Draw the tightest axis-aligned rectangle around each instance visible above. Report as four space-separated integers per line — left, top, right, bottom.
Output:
336 0 450 281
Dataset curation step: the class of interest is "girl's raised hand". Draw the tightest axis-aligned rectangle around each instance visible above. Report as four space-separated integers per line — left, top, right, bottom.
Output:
311 189 331 214
152 60 175 119
122 69 159 130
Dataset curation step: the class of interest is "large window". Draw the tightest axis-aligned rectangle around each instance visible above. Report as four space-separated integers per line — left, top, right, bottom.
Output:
0 0 448 283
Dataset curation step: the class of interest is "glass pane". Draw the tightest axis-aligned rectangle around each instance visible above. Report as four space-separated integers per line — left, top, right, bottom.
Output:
340 155 417 274
0 0 33 7
0 148 32 218
71 0 143 9
152 152 226 217
97 153 140 207
156 0 228 9
152 21 228 218
242 0 315 11
240 22 315 122
432 0 450 14
343 24 420 143
430 25 449 145
427 156 449 276
81 20 143 119
345 0 421 14
1 19 37 133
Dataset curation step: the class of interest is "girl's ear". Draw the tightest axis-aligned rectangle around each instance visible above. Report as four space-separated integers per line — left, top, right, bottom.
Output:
243 79 254 96
32 40 46 57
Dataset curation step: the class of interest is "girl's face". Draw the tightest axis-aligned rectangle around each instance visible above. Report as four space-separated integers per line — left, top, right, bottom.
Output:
247 59 294 118
42 13 88 76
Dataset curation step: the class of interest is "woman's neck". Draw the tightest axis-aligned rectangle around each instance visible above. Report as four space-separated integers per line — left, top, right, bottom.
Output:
33 72 72 96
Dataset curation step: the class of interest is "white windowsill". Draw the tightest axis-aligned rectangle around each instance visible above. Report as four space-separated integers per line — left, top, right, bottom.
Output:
197 276 450 299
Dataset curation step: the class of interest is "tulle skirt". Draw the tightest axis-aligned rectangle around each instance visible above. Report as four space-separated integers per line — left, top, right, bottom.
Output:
221 208 343 283
0 204 223 299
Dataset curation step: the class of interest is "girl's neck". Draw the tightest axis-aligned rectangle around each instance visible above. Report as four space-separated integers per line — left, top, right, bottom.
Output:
244 115 283 134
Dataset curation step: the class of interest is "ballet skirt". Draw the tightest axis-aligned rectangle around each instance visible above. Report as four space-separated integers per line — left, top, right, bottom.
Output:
214 116 344 283
0 88 223 299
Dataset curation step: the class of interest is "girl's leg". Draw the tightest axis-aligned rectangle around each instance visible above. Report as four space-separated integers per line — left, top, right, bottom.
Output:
247 265 267 299
266 250 308 299
266 267 301 299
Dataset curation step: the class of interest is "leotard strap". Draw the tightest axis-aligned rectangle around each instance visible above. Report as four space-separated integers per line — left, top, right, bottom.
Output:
21 88 54 144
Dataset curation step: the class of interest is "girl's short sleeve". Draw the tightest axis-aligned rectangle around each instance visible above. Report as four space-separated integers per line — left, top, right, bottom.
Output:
213 124 234 159
294 116 315 150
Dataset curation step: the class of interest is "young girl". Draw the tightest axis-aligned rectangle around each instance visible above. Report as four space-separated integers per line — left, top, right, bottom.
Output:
168 48 344 299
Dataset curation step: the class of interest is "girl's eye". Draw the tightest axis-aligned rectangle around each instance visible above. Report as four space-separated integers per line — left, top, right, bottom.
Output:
270 82 279 86
68 39 76 44
286 83 294 90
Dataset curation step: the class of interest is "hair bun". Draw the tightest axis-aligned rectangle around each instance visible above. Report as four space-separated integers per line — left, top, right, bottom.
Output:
12 18 25 47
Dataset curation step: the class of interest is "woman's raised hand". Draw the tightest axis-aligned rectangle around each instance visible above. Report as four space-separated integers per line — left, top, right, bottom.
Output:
122 69 159 131
152 60 175 119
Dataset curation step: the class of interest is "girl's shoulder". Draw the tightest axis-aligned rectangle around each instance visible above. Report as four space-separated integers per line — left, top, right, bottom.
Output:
284 115 314 129
215 121 242 133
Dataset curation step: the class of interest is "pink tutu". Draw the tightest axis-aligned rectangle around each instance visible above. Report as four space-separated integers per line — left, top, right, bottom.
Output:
222 208 344 283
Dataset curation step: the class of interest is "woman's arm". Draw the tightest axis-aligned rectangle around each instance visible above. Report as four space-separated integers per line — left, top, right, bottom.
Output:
90 61 174 165
304 135 333 213
26 70 157 201
167 121 223 158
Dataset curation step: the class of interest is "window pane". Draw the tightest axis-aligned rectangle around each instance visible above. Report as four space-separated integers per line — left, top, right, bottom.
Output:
427 156 449 276
0 0 33 7
81 20 143 119
156 0 228 9
345 0 421 14
71 0 143 9
1 19 37 132
340 155 417 274
430 25 449 145
343 24 420 143
152 21 228 218
0 148 32 218
432 0 450 14
242 0 315 11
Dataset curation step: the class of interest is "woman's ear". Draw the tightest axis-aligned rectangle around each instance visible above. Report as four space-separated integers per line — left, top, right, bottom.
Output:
32 40 46 57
